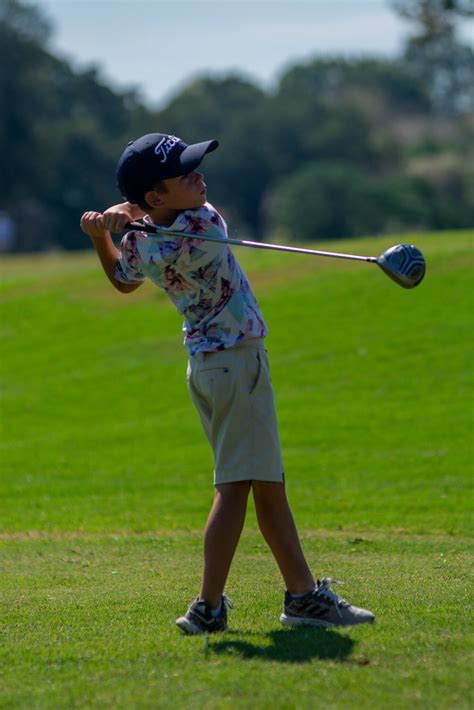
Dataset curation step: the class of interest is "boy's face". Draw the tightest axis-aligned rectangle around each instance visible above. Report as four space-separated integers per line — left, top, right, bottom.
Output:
146 170 207 211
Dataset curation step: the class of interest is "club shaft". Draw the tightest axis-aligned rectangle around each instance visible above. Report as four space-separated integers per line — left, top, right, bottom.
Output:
126 222 377 263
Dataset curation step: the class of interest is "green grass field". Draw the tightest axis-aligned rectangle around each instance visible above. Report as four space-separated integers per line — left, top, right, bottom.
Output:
1 230 473 709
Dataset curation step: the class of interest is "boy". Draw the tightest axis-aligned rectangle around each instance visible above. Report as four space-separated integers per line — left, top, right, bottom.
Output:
80 132 375 634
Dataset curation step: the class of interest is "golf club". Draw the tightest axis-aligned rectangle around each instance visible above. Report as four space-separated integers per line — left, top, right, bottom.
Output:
125 221 426 289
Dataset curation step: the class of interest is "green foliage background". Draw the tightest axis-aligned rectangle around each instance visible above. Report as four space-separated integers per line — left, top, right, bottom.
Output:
0 0 473 252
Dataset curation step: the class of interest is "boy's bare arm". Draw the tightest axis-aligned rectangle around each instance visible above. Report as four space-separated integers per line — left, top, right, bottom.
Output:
80 211 142 294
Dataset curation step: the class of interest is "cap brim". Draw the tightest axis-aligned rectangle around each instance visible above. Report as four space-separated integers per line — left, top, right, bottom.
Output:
178 140 219 173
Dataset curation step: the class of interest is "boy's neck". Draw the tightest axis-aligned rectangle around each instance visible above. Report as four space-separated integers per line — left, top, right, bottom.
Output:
146 206 183 227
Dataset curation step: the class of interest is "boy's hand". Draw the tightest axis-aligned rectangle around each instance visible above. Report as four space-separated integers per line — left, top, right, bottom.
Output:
80 211 108 239
103 202 145 233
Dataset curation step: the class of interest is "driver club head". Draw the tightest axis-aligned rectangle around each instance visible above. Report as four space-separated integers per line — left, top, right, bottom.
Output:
376 243 426 289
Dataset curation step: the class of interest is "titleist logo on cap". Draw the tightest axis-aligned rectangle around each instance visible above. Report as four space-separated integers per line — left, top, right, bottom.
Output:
154 135 180 163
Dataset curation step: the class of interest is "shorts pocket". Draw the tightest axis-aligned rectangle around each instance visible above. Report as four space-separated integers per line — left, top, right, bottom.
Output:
249 351 263 394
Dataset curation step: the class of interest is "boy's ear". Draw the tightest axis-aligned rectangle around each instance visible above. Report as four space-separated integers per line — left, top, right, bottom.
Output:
144 189 166 208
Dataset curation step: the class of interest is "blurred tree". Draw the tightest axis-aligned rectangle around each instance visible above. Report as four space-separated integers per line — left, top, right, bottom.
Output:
1 0 472 251
265 162 434 240
156 76 271 235
271 58 431 175
277 58 431 116
0 0 153 250
392 0 474 114
0 0 51 43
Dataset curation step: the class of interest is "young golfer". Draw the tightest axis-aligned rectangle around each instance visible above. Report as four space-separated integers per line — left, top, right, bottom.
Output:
80 133 375 634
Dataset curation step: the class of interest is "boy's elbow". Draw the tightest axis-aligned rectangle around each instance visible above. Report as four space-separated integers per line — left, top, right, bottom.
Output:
115 281 141 294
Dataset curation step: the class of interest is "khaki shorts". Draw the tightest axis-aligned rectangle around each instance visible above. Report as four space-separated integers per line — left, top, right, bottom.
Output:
186 338 284 485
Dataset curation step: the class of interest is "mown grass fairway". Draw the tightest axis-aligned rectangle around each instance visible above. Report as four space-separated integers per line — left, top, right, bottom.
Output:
1 231 473 709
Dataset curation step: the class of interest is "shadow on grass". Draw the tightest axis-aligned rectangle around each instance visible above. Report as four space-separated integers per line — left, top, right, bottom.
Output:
210 628 355 663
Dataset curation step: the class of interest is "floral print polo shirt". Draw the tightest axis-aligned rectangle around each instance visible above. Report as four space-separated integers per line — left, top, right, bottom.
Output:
115 202 268 355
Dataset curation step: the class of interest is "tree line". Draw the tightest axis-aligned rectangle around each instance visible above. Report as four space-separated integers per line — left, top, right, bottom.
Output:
0 0 473 252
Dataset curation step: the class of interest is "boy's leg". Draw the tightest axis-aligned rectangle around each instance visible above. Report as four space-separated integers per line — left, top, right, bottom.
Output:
200 480 252 608
252 481 314 595
252 481 376 627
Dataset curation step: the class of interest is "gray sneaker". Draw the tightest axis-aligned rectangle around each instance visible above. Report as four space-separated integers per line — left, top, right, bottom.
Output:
176 595 232 635
280 578 375 628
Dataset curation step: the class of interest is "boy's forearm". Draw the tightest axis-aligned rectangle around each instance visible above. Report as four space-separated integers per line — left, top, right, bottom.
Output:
80 210 141 294
90 232 137 293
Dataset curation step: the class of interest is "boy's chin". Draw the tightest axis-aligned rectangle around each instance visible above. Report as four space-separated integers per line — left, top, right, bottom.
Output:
171 196 207 211
186 196 207 209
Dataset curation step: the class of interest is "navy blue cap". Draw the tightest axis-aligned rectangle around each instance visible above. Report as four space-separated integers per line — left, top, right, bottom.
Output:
116 133 219 203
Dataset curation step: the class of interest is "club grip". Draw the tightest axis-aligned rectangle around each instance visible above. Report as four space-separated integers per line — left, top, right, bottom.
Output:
125 221 158 234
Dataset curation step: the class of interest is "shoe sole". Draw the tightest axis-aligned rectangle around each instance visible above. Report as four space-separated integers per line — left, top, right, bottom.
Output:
280 613 375 628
